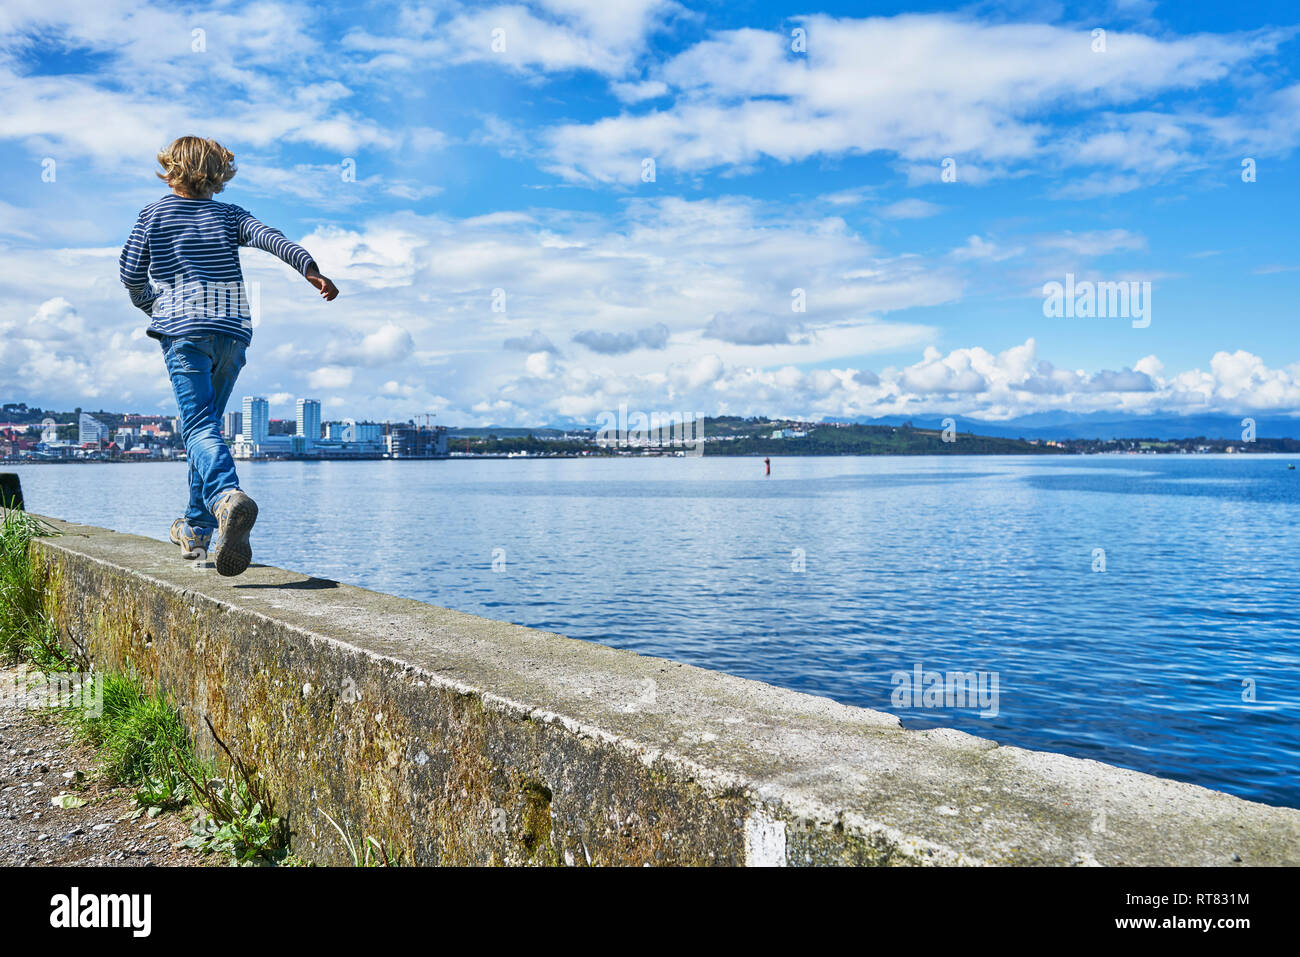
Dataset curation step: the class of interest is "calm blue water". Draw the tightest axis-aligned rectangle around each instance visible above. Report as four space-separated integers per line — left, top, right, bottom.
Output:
11 455 1300 808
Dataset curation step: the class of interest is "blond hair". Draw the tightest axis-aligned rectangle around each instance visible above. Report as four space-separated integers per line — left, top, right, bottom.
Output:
156 136 237 196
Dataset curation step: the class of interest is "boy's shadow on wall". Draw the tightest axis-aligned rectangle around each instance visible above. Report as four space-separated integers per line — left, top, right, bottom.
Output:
233 571 339 591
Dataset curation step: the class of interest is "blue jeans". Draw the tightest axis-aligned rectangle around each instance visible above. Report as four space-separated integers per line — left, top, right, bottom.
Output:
160 334 246 529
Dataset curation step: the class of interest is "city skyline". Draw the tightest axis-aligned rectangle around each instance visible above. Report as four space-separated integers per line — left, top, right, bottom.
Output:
4 392 452 462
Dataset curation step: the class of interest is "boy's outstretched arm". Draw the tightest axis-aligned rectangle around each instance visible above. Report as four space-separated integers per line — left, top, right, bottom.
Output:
235 208 339 301
119 214 159 313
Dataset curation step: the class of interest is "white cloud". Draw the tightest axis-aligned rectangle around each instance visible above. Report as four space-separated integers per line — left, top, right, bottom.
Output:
505 330 560 353
324 322 415 366
307 365 354 389
27 297 86 340
542 15 1289 183
951 235 1024 262
611 79 669 102
0 296 165 403
572 323 669 354
525 350 557 378
343 0 683 78
703 312 799 346
879 199 943 220
0 1 430 184
1038 229 1147 257
898 346 989 394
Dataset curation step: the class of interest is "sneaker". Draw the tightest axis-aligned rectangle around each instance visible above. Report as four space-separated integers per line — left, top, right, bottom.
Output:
169 519 213 559
210 489 258 577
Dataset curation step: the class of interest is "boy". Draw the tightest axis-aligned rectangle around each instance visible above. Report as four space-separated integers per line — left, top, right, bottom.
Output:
119 136 338 576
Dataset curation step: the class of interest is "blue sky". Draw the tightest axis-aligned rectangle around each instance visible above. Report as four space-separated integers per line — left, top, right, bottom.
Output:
1 0 1298 425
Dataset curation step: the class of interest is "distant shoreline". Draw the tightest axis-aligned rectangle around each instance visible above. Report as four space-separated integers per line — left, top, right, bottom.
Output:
7 449 1298 465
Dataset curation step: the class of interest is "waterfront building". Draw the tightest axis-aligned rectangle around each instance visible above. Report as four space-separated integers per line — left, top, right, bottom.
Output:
344 419 383 444
384 424 448 458
78 412 110 446
296 398 321 448
223 410 242 439
241 397 269 445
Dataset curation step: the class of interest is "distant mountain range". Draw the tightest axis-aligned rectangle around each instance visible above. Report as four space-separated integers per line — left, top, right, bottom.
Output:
830 412 1300 441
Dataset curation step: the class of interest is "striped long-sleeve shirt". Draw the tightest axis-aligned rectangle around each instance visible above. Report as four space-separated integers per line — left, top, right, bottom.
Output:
119 194 317 344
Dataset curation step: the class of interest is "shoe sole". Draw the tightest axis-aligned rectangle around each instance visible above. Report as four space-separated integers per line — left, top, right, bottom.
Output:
213 496 257 577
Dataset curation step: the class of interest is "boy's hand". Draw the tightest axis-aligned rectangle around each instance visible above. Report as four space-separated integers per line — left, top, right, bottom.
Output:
305 264 339 301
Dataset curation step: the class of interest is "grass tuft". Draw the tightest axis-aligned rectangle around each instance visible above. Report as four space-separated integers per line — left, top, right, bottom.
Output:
70 672 193 806
0 506 67 669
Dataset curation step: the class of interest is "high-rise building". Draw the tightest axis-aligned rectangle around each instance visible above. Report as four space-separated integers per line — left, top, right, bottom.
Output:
242 397 269 445
78 412 109 445
223 410 242 439
296 398 321 448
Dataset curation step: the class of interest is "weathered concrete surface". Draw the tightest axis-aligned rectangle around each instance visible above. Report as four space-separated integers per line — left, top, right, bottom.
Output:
28 516 1300 866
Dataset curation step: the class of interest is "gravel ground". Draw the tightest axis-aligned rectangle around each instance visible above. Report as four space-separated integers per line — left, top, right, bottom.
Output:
0 664 203 867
